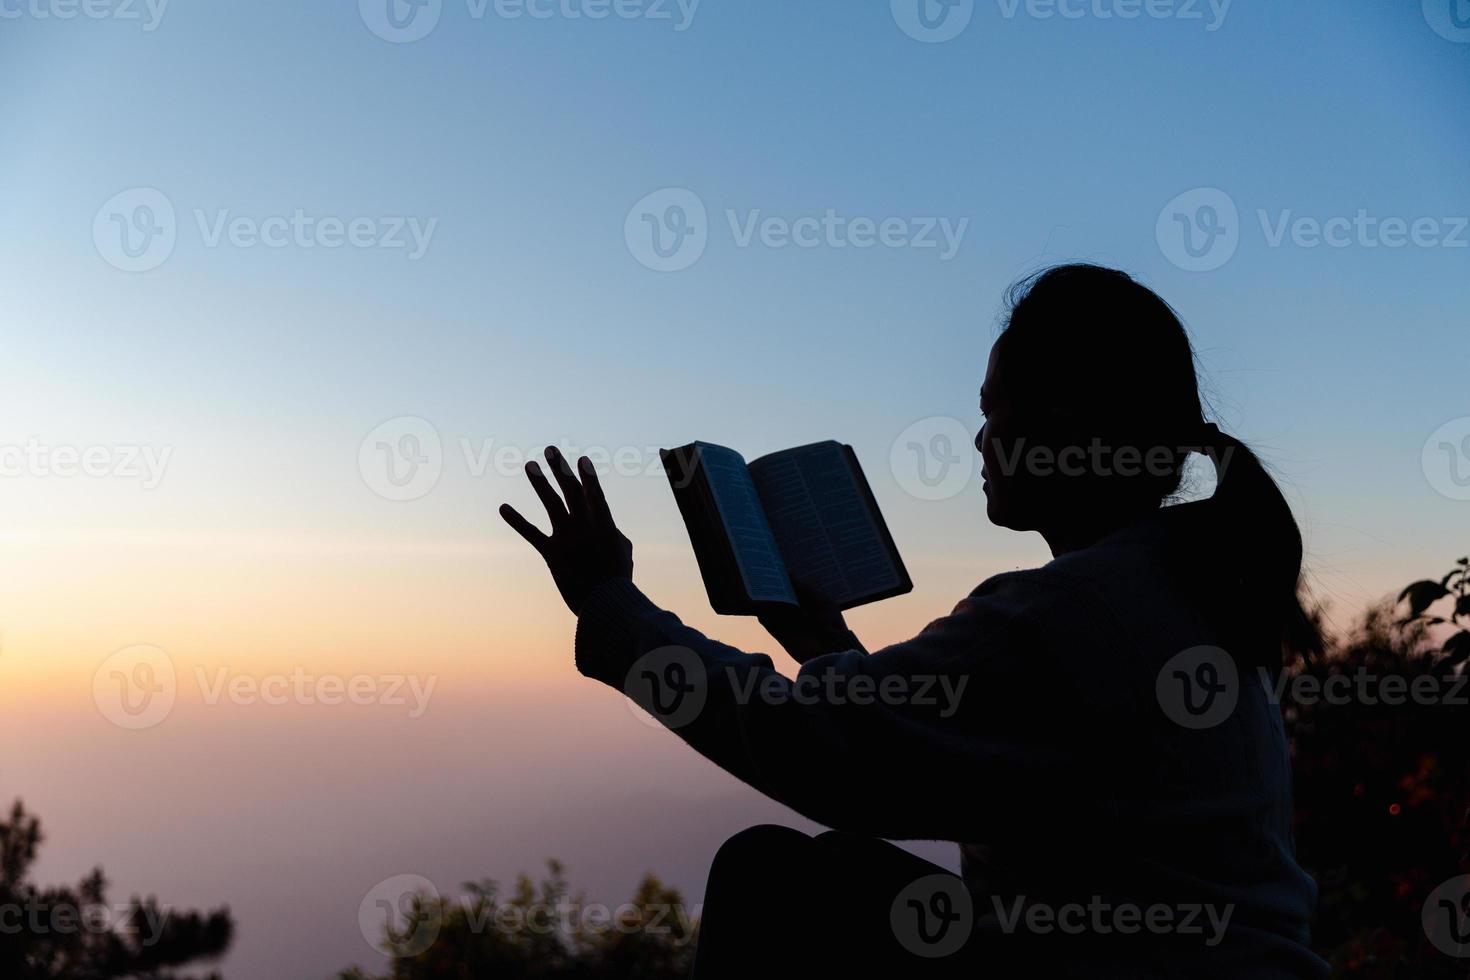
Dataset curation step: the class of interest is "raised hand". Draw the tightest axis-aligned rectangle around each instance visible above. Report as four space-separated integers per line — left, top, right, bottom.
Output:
500 446 634 615
757 578 861 664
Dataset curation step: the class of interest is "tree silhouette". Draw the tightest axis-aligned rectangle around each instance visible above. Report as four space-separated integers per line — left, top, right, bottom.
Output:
339 860 697 980
0 798 233 980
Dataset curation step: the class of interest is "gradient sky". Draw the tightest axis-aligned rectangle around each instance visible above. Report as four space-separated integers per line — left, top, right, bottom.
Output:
1 2 1467 977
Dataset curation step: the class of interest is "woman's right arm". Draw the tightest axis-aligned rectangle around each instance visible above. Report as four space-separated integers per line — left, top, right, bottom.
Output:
575 575 1079 842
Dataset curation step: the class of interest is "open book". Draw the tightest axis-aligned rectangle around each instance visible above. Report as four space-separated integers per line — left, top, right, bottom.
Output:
660 441 912 615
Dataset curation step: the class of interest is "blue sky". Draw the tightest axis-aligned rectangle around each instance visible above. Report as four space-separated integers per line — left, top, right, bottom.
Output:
0 1 1467 976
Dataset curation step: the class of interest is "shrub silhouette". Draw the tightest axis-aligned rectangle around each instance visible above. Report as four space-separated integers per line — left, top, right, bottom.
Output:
339 860 697 980
0 798 232 979
1289 557 1470 976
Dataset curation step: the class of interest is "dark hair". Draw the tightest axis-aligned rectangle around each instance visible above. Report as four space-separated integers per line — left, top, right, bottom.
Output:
998 263 1321 665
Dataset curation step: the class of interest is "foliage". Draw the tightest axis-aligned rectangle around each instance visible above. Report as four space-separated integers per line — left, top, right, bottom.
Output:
339 860 697 980
1290 558 1470 977
0 798 232 980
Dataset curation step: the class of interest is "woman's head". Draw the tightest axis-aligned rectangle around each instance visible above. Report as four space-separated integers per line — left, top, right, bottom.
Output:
977 263 1321 660
978 264 1203 532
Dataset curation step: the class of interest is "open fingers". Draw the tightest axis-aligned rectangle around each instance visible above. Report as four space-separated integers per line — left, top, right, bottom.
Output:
578 456 613 525
544 446 587 519
499 503 550 552
525 461 568 526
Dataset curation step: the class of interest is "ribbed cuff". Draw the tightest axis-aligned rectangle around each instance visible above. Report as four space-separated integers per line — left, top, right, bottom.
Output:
574 578 661 686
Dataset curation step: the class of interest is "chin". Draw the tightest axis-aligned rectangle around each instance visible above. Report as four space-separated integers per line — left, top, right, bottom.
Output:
983 494 1008 527
984 494 1028 533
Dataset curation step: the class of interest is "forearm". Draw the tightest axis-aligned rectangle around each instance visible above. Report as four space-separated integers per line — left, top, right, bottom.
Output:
573 579 1033 839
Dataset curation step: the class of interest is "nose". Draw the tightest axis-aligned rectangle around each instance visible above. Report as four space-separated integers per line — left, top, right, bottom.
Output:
974 423 986 455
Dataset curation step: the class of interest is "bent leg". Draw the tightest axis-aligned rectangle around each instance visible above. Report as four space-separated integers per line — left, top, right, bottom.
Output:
691 824 830 979
813 831 977 975
691 826 974 978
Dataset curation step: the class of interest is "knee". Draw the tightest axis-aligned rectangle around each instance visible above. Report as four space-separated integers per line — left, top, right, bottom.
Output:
814 828 885 859
708 824 812 882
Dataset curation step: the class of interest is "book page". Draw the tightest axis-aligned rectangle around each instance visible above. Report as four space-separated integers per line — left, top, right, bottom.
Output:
695 444 797 605
748 442 903 605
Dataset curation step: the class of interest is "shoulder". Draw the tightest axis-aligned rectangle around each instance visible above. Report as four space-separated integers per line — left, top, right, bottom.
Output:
967 514 1183 648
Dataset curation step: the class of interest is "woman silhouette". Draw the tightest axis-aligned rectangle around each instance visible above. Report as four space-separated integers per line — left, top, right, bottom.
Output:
501 264 1328 978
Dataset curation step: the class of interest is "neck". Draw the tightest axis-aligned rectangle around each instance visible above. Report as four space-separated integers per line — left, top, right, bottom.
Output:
1040 505 1157 558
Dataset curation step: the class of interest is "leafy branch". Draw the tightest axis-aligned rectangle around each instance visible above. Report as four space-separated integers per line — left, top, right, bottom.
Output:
1397 556 1470 673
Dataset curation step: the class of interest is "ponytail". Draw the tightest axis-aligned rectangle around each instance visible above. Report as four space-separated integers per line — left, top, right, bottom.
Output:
1194 422 1322 667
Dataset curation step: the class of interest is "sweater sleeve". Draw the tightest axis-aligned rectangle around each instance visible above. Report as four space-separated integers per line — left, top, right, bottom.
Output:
575 575 1081 842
